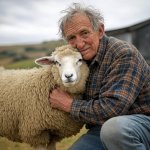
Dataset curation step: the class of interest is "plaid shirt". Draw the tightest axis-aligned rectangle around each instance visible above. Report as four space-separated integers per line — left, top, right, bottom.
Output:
70 35 150 128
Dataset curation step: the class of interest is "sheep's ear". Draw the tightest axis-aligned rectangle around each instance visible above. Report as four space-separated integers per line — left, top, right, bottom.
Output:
35 56 54 66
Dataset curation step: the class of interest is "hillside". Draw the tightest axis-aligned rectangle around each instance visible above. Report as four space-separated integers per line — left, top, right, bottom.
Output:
0 39 66 67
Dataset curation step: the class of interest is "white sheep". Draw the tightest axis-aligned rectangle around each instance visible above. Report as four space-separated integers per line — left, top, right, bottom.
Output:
0 66 5 71
0 45 89 150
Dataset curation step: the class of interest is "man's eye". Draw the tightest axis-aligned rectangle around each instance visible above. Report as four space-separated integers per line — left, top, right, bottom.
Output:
81 31 90 37
67 36 75 41
83 31 88 34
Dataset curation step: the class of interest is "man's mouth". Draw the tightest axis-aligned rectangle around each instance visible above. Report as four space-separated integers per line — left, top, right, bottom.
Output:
80 47 90 51
80 48 90 55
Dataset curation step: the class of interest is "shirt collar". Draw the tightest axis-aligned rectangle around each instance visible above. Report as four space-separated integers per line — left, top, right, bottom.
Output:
90 34 109 67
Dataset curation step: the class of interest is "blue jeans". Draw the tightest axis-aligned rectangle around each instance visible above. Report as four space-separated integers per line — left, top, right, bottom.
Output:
68 114 150 150
68 126 104 150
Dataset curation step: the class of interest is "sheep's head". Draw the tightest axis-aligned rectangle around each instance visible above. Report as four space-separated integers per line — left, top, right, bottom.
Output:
35 45 89 88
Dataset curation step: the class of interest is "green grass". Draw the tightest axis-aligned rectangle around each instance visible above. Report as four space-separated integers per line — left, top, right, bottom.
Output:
5 59 37 69
0 137 34 150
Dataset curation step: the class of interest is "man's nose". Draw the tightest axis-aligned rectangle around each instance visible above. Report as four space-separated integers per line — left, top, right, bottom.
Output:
76 37 85 49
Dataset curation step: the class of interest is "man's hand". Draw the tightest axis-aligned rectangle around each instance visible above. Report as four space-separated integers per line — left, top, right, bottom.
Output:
49 88 73 112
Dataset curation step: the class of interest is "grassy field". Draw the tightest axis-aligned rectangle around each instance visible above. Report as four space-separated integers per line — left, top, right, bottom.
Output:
0 59 87 150
4 59 37 69
0 127 87 150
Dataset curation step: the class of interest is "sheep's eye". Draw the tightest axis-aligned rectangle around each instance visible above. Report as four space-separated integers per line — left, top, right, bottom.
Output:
76 59 83 64
55 61 61 66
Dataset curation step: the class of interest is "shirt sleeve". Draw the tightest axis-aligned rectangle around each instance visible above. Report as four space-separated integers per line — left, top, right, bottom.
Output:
70 47 146 125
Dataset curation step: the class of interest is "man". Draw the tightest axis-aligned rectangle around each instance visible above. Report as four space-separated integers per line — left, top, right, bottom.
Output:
49 3 150 150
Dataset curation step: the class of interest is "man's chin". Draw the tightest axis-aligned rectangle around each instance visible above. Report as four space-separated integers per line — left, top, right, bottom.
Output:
82 51 91 60
83 54 92 60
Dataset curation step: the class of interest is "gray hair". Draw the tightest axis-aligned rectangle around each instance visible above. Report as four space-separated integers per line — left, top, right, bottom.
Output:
58 3 104 38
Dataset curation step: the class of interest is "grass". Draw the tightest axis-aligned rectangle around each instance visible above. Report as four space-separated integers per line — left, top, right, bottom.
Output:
5 59 37 69
0 137 34 150
0 127 87 150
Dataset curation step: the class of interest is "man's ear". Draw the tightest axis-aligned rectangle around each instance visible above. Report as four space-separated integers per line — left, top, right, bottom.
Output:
98 24 104 40
35 56 54 66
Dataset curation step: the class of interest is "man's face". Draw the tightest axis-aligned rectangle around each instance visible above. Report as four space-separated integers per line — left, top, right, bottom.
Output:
64 13 104 60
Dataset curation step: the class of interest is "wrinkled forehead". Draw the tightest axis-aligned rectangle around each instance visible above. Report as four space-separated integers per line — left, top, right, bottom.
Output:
64 14 92 37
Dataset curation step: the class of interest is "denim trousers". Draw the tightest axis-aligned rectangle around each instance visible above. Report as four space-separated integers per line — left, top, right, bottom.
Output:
68 114 150 150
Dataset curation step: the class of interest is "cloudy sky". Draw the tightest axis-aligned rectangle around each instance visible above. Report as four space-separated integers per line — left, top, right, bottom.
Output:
0 0 150 45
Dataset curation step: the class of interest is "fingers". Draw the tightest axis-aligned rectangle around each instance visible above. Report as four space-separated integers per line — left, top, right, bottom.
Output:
55 87 64 93
50 88 59 98
49 88 72 112
51 87 62 93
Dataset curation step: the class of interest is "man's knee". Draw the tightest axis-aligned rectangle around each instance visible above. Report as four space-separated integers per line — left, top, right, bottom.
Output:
100 116 130 143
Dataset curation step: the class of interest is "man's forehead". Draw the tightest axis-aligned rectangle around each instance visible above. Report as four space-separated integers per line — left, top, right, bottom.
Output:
65 14 91 27
64 15 92 36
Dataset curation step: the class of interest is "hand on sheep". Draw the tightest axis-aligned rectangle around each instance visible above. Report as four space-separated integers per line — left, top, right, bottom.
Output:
49 88 73 112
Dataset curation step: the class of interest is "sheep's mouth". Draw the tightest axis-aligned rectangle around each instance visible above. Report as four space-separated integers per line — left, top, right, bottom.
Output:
65 79 75 83
63 80 78 87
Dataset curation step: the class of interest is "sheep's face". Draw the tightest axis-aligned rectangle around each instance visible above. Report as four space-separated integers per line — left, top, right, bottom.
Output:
35 49 84 87
54 53 83 87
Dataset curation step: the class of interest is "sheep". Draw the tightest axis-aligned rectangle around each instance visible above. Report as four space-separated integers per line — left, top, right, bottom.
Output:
0 66 5 71
0 45 89 150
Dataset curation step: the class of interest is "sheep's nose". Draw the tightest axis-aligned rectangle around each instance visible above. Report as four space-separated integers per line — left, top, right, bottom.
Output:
65 74 73 79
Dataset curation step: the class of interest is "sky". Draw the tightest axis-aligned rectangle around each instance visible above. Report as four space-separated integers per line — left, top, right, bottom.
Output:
0 0 150 45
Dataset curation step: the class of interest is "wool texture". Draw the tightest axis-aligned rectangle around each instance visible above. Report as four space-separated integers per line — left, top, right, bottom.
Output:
0 45 89 148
